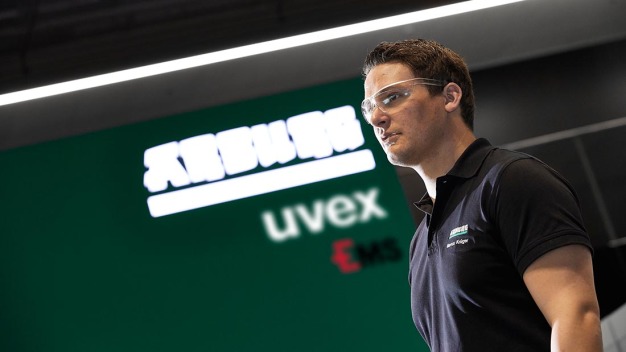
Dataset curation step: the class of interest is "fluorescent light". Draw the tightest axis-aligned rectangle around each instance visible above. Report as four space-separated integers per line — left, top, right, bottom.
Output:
147 149 376 217
0 0 526 106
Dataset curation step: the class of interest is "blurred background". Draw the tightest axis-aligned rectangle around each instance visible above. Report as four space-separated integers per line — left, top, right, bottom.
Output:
1 0 625 351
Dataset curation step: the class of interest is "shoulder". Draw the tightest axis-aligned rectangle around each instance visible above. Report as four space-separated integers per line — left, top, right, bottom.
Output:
481 148 575 195
497 153 577 200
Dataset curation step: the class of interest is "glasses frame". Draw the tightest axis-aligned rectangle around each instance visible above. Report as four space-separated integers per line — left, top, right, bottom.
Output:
361 77 445 123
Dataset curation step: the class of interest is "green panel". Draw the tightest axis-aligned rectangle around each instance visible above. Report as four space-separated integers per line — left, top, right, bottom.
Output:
0 77 427 351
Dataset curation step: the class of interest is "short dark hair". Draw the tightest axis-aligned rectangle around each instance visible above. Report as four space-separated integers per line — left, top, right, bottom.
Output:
362 39 475 129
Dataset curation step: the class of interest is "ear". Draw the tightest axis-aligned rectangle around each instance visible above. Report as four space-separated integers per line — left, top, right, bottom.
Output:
443 82 462 113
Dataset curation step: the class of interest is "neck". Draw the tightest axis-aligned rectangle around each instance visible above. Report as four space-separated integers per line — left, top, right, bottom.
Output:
413 127 476 201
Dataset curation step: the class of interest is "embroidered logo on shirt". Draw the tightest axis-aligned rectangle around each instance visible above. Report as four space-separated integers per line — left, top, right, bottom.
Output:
449 224 469 239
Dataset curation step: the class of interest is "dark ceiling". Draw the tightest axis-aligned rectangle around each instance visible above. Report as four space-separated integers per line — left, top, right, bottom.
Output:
2 0 626 152
0 0 460 94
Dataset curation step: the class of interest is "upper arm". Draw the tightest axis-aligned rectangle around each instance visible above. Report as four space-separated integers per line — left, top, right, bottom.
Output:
522 244 599 326
494 156 603 349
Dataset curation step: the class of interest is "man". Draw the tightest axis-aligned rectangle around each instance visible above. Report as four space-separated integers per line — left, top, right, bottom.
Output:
361 39 602 351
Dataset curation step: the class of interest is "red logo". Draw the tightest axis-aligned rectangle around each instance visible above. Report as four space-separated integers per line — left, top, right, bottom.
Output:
330 239 362 273
331 237 402 274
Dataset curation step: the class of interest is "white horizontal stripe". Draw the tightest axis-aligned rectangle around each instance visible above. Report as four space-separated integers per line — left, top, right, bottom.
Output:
147 149 376 217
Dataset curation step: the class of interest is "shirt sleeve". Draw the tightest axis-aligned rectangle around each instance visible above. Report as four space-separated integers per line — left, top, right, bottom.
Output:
492 158 592 275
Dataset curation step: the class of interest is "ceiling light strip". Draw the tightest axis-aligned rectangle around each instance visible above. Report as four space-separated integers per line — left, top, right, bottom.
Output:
0 0 526 107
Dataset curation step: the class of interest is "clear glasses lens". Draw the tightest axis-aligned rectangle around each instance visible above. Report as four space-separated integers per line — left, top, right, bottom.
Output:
361 78 445 122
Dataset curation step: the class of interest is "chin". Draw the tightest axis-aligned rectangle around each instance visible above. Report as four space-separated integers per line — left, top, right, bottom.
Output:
386 153 407 167
386 150 417 167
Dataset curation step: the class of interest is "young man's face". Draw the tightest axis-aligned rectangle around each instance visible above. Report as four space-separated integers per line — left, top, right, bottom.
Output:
363 62 448 167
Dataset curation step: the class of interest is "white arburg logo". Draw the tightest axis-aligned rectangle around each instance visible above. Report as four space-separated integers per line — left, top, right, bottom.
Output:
143 106 376 217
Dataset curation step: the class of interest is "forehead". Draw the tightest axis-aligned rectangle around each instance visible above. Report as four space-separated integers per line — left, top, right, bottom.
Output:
364 63 415 97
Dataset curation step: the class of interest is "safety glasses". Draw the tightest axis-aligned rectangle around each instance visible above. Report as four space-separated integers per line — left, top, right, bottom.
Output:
361 77 445 123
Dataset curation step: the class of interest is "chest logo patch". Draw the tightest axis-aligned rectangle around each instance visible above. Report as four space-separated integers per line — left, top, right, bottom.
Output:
449 224 469 239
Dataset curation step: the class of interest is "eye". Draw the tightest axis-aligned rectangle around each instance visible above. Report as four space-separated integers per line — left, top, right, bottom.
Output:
379 90 407 107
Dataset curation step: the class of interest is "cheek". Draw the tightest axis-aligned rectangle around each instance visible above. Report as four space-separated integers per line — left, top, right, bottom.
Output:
413 103 442 127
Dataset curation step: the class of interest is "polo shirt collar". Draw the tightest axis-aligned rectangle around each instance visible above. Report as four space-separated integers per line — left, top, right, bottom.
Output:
414 138 494 214
446 138 494 179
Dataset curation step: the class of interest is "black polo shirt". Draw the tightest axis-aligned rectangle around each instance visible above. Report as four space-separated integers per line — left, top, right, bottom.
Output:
408 138 592 352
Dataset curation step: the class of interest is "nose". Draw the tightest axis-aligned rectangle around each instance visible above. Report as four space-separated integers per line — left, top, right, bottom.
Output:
369 106 389 128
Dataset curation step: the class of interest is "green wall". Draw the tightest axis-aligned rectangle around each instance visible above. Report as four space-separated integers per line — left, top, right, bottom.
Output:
0 78 427 351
